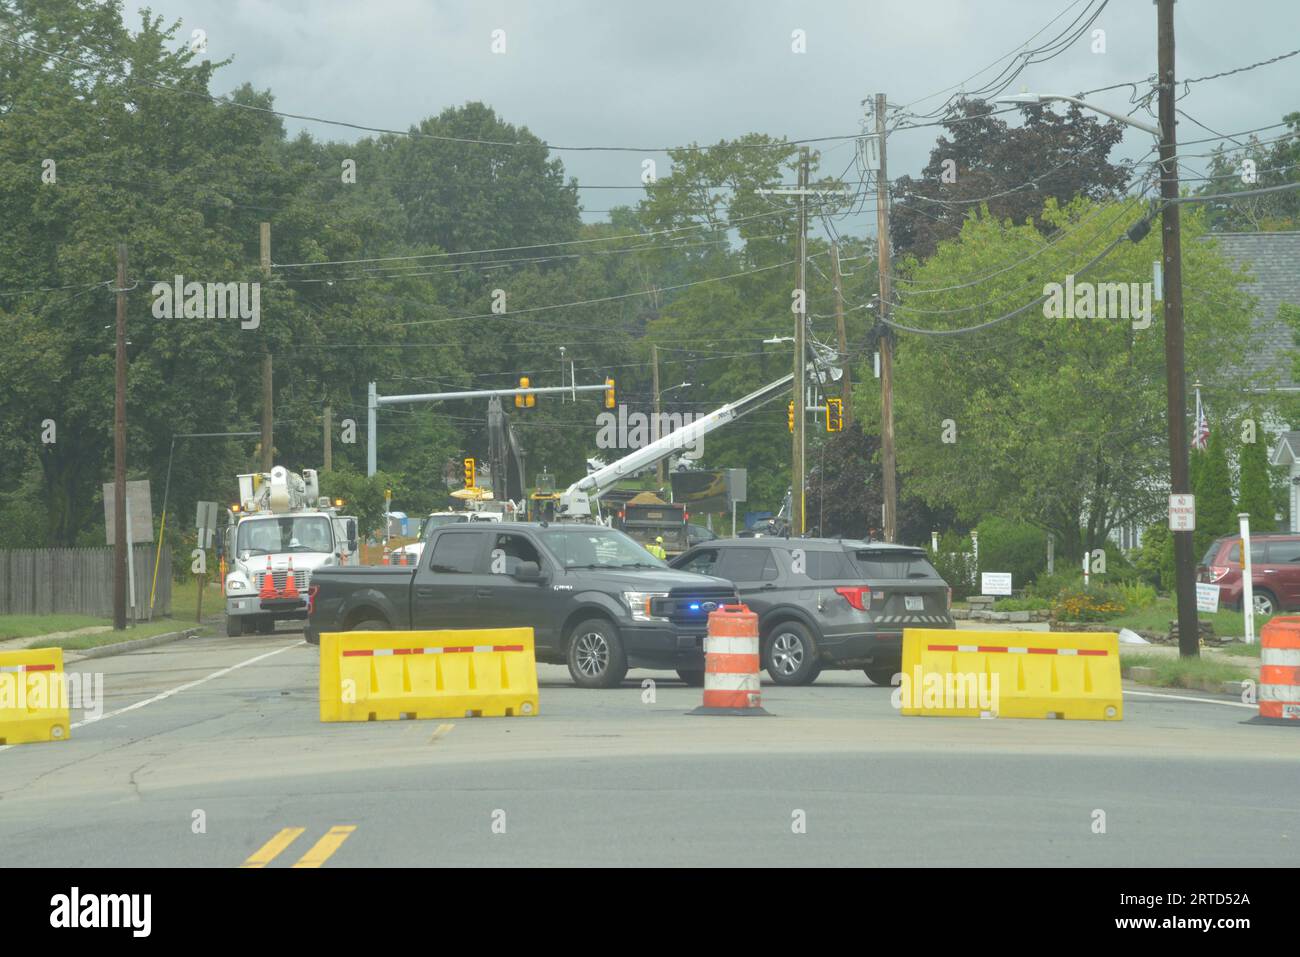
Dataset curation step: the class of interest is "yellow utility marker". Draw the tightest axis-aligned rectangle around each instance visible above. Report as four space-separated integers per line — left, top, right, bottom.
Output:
292 825 357 868
429 722 455 743
241 827 305 868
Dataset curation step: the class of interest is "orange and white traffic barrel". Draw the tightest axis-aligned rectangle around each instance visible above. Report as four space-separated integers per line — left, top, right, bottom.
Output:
1259 617 1300 722
691 603 769 716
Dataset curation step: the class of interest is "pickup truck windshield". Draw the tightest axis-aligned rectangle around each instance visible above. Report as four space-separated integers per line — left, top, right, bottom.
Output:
237 516 333 556
540 527 667 569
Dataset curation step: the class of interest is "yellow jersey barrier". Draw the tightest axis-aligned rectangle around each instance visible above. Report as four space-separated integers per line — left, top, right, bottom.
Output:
319 628 539 722
0 647 71 745
898 628 1122 721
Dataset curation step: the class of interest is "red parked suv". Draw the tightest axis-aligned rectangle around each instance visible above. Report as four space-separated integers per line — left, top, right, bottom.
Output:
1197 532 1300 615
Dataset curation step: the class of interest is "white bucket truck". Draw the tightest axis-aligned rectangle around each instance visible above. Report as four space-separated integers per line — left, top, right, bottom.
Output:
221 466 359 637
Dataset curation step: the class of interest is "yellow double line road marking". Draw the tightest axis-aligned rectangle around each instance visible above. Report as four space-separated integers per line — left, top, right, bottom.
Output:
242 825 356 868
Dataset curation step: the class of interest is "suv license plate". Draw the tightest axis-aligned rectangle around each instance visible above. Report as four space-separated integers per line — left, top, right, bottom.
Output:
905 596 924 611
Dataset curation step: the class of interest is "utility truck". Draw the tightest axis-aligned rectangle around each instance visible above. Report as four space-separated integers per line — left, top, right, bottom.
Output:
220 466 360 637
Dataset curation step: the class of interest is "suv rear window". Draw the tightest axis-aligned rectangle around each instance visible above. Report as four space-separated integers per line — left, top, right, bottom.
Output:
852 550 940 580
800 549 857 581
717 548 779 581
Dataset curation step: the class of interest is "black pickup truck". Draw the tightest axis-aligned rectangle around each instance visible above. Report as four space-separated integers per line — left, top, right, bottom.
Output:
305 522 736 688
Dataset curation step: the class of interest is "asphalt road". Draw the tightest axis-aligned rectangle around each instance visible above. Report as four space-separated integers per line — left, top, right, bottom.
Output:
0 628 1294 867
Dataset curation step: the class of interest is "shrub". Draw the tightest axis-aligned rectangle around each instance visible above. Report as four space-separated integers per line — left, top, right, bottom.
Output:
1028 567 1084 598
930 530 976 600
1117 580 1157 609
1051 584 1129 622
992 596 1052 612
975 517 1047 590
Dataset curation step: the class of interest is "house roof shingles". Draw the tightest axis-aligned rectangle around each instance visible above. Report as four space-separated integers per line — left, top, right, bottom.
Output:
1206 231 1300 390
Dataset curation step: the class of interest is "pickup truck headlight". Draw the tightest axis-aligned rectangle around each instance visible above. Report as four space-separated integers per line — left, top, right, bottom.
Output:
623 591 670 622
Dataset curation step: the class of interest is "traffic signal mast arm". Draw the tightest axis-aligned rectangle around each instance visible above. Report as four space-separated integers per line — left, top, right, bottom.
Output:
559 371 804 517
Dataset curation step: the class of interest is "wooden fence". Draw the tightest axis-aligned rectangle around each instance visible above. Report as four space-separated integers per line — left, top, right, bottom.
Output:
0 546 172 619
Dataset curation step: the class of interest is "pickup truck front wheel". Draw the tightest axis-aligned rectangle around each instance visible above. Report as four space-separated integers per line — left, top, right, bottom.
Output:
567 618 628 689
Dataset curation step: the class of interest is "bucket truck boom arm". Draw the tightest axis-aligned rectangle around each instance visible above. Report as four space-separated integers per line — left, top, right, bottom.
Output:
557 372 797 518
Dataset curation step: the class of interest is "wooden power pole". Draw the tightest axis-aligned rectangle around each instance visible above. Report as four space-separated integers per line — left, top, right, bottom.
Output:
113 244 128 630
875 93 898 543
1156 0 1198 658
260 222 273 472
792 146 809 536
831 242 852 429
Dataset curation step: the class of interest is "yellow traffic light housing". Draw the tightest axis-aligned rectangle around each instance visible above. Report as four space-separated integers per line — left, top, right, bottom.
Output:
826 397 843 432
604 377 616 409
516 376 535 408
463 457 476 489
788 400 795 433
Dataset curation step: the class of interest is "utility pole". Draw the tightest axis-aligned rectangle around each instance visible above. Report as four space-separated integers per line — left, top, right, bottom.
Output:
259 222 273 472
323 404 333 472
1156 0 1198 658
652 343 663 486
874 93 898 543
793 146 809 536
831 241 852 429
113 244 128 631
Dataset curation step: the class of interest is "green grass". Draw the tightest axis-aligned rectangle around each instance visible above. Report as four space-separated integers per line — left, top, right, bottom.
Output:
1120 652 1253 688
0 614 110 640
27 618 196 651
1106 596 1274 639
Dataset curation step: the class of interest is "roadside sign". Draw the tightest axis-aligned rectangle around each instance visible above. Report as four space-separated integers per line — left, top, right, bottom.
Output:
103 480 154 544
1169 494 1196 531
1196 582 1221 613
980 572 1013 596
196 500 218 549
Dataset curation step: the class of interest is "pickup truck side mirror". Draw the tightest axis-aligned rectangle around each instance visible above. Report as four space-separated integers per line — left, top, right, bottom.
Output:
346 519 358 552
513 561 547 583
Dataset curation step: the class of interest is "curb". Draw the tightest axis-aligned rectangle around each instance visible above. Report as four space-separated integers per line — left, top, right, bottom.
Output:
65 626 203 662
1121 665 1252 698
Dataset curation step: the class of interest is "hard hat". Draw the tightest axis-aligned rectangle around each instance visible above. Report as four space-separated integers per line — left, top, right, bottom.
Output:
655 536 664 543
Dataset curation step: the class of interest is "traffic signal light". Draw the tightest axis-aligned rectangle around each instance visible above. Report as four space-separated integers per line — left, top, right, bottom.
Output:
463 457 476 489
604 377 616 409
826 397 843 432
515 376 535 409
788 400 795 433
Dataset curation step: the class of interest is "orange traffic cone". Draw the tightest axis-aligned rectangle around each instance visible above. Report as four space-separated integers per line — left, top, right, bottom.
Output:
382 549 390 565
258 558 277 600
283 558 300 600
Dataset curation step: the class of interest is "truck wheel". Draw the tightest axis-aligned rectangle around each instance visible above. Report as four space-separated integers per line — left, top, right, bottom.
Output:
864 666 899 687
226 616 243 638
567 618 628 689
676 669 705 687
764 622 822 686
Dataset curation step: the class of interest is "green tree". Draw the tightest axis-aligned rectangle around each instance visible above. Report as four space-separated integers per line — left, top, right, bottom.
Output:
891 98 1131 260
1236 414 1277 531
871 197 1256 561
1193 428 1235 556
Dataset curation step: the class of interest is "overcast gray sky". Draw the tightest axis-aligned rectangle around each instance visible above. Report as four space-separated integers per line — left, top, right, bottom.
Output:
126 0 1300 236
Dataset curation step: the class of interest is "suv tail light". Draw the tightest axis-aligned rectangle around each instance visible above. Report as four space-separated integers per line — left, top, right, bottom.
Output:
307 584 319 616
1209 566 1230 583
834 585 871 611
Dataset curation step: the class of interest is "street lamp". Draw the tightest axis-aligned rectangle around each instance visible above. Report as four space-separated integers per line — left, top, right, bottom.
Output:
994 93 1161 137
997 26 1199 659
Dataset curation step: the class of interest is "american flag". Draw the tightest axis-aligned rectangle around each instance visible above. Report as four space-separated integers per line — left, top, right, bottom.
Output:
1192 387 1210 451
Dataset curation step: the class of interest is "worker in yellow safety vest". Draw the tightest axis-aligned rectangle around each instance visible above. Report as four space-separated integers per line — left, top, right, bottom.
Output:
645 536 667 560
